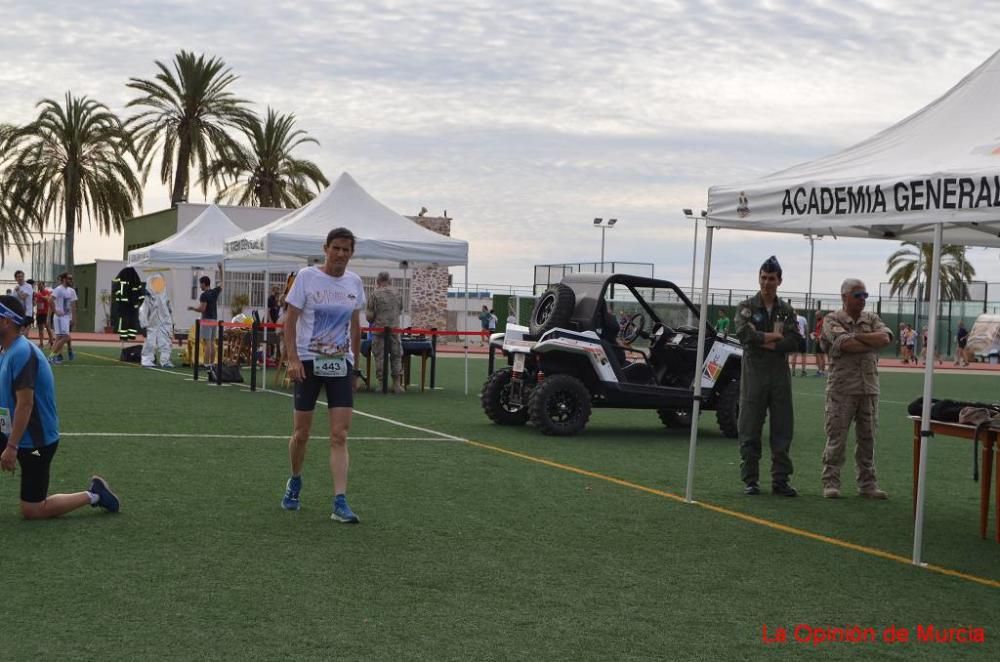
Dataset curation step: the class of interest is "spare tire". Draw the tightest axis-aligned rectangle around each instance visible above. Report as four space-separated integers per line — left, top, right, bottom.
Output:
529 284 575 335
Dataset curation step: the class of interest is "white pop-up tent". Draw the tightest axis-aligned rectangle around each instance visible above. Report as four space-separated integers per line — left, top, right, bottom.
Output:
224 171 473 390
127 204 299 272
686 48 1000 567
224 172 468 266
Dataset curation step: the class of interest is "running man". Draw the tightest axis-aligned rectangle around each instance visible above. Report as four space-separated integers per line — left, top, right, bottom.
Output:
0 295 120 518
280 228 366 523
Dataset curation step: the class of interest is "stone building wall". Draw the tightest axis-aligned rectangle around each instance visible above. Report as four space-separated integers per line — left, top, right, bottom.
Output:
406 215 451 332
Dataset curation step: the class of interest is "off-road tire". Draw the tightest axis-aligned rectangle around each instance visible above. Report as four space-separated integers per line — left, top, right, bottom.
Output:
657 409 692 429
481 368 529 426
528 373 591 436
715 379 740 438
529 284 575 336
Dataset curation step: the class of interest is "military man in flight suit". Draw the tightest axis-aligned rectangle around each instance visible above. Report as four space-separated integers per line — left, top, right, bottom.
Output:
366 271 404 393
733 256 802 496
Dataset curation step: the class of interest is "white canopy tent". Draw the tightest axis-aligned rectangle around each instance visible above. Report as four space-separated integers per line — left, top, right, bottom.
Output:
127 204 299 271
687 48 1000 567
224 171 473 391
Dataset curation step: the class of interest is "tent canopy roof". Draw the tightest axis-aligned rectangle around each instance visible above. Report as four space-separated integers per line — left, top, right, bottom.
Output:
223 172 469 266
708 48 1000 247
127 205 299 271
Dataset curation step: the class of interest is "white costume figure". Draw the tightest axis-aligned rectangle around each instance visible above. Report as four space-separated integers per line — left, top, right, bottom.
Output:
139 273 174 367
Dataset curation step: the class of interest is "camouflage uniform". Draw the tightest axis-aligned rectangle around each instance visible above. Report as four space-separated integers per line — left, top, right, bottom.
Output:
820 310 893 491
733 293 801 486
367 286 403 381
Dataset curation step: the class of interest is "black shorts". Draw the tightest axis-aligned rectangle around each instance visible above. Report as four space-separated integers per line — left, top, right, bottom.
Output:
797 338 807 353
293 360 354 411
22 315 34 328
35 313 48 326
17 442 58 503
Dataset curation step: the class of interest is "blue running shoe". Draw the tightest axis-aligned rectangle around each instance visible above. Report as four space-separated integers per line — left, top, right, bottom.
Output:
68 349 75 361
49 355 62 365
331 496 359 523
282 476 302 511
89 476 120 513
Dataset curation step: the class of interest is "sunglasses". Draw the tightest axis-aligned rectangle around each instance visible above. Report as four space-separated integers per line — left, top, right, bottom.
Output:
851 291 869 300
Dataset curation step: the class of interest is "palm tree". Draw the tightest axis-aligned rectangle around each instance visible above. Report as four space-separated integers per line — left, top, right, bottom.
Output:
126 50 255 206
3 93 142 272
0 123 33 265
886 241 974 301
203 107 328 208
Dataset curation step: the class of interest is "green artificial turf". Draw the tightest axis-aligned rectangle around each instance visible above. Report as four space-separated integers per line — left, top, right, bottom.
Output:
1 349 997 660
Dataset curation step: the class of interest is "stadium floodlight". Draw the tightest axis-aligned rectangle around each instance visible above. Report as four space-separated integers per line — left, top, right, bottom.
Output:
592 217 618 272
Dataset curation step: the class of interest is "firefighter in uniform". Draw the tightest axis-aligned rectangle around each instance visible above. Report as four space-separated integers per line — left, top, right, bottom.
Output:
819 278 892 499
366 271 404 393
733 256 801 496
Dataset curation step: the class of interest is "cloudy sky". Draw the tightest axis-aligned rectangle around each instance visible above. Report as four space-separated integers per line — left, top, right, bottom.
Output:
2 0 999 299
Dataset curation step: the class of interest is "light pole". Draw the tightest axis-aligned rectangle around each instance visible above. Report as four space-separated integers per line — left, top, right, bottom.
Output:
805 234 822 312
684 209 706 325
593 217 617 273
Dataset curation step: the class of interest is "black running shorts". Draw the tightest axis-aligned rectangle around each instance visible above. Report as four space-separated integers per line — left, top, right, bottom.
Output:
17 442 59 503
293 360 354 411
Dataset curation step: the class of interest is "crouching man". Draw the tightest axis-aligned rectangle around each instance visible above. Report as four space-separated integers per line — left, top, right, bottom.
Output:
0 295 120 518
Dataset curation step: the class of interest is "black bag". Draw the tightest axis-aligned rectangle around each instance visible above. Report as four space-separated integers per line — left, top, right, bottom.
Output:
120 345 143 363
908 397 1000 423
207 364 244 384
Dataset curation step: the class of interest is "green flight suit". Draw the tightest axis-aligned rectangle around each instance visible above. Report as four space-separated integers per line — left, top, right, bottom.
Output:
733 293 801 486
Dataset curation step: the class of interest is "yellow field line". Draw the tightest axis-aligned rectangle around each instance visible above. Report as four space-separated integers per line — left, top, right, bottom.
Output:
460 438 1000 591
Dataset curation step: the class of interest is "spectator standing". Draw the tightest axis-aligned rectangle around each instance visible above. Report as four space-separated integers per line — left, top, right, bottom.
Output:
280 227 365 523
48 273 77 365
0 295 120 518
13 271 34 331
820 279 892 499
33 280 54 349
716 310 731 337
488 309 498 336
366 271 404 393
267 286 281 324
733 256 801 497
788 311 808 376
813 311 827 376
188 265 223 367
955 320 969 367
478 305 491 345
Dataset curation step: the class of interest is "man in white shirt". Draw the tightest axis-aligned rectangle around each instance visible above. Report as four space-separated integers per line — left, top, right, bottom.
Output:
49 273 77 365
280 228 366 523
13 271 34 331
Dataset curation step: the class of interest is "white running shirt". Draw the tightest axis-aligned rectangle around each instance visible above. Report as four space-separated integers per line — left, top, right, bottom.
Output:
52 284 78 318
15 282 34 317
285 267 366 363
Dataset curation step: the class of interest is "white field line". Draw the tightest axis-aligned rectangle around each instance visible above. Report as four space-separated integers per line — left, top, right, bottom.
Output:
61 432 443 441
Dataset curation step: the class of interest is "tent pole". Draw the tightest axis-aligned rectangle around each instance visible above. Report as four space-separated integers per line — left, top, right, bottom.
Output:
464 265 469 395
912 223 943 566
685 225 714 504
262 259 270 392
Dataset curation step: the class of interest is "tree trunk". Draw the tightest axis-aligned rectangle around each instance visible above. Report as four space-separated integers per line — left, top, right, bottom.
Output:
171 136 192 206
64 198 75 275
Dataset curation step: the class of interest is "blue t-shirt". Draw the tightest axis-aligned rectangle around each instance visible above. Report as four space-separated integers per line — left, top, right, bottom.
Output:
0 336 60 449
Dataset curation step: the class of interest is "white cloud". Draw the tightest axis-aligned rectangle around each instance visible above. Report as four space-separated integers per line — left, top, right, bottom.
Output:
2 0 1000 297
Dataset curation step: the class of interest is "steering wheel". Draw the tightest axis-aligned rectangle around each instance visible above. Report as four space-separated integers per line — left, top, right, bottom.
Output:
650 322 677 353
620 313 646 344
